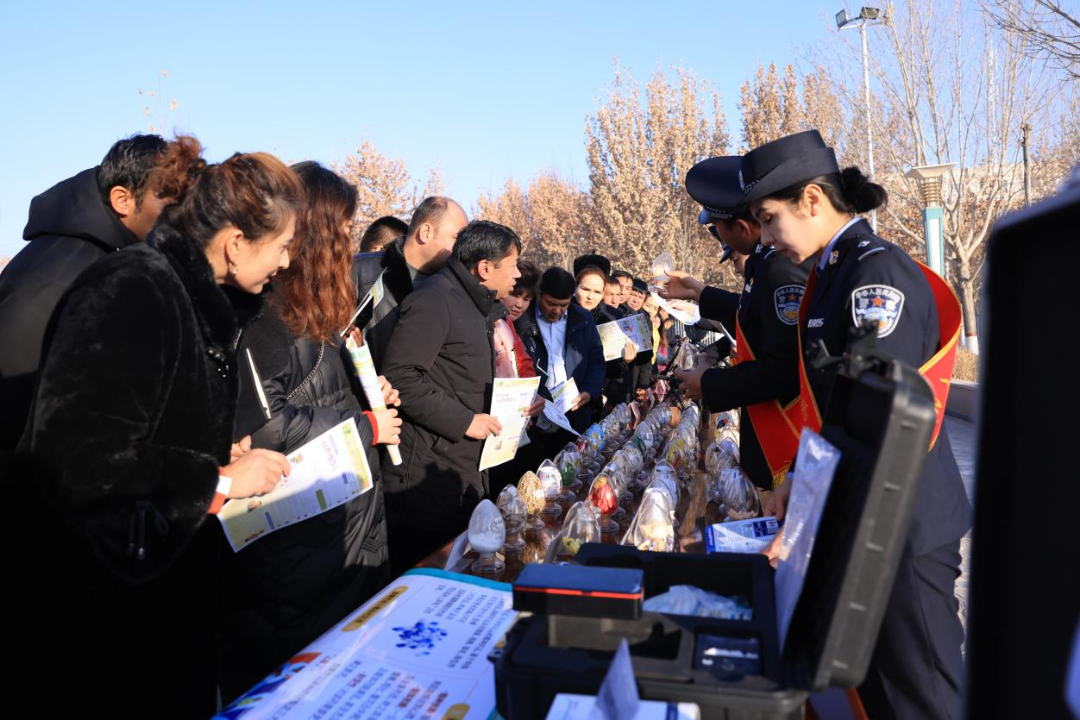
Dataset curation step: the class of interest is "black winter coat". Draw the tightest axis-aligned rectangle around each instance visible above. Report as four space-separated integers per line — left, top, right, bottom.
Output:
350 237 419 370
588 302 630 412
381 257 502 533
698 244 813 490
220 309 390 700
0 167 139 452
11 221 259 718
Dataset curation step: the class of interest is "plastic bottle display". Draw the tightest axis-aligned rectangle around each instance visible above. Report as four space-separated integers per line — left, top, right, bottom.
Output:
468 499 506 575
717 467 762 521
587 474 620 535
536 459 564 524
448 397 764 576
623 487 677 552
517 471 547 532
558 501 601 558
496 486 527 556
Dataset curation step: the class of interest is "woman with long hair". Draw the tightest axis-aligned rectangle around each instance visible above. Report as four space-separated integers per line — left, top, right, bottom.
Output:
222 161 402 699
17 137 304 716
747 130 968 720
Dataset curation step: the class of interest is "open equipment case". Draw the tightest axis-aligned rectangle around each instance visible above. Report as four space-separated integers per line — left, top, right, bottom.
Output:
490 333 939 719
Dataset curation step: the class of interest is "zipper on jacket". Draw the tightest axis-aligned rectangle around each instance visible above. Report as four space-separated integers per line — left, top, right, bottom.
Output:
126 501 170 561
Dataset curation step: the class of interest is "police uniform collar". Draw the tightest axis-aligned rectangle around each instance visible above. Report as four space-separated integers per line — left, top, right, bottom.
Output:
740 130 840 204
686 156 744 220
819 218 875 272
818 217 863 271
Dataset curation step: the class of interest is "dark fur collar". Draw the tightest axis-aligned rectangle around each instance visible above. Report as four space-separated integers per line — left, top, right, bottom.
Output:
444 256 498 317
148 222 264 351
381 238 416 302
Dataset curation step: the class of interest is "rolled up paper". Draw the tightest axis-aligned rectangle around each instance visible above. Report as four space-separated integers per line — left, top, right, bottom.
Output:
345 335 402 466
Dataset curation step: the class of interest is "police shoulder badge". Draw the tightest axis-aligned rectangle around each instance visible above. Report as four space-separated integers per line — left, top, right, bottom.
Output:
774 284 804 326
851 285 905 337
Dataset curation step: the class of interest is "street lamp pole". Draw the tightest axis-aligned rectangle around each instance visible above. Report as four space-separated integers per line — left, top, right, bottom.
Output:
837 7 885 232
860 23 874 232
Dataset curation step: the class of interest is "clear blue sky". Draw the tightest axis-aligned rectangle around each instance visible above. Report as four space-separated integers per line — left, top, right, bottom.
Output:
0 1 846 258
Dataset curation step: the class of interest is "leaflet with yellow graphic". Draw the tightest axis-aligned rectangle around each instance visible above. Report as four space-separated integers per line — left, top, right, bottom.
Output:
217 418 373 552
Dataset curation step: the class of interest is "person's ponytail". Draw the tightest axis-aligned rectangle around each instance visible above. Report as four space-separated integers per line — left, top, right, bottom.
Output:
156 145 304 249
839 166 888 213
149 134 205 205
765 166 888 217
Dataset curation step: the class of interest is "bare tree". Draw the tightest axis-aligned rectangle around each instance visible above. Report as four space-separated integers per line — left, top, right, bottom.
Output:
984 0 1080 79
804 0 1077 349
334 141 442 247
585 64 733 285
739 63 809 150
475 171 593 271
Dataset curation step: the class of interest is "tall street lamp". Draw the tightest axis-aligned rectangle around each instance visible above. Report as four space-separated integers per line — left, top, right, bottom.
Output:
837 6 886 232
905 163 956 281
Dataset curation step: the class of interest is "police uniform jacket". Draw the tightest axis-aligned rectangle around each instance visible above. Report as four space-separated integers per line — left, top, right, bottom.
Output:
802 219 971 555
698 245 812 489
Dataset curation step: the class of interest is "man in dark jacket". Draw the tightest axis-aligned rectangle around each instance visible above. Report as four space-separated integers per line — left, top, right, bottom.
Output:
351 196 468 369
0 134 170 456
625 277 656 396
381 220 521 574
515 267 605 435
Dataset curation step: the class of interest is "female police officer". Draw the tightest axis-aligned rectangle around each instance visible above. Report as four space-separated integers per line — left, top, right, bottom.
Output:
746 130 970 720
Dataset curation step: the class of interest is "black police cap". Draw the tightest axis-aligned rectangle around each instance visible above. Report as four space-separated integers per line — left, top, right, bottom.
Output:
686 156 744 221
740 130 840 204
573 253 611 278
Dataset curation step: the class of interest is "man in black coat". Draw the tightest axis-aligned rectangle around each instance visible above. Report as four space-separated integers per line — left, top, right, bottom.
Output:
667 156 813 490
515 267 606 435
626 278 656 397
351 196 469 369
0 134 170 456
381 220 522 575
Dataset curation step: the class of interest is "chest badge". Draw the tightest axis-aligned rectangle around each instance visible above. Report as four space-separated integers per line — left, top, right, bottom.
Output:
851 285 905 338
829 250 840 265
773 284 805 326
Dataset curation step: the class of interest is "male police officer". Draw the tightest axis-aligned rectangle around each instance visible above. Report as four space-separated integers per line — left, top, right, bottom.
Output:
665 156 813 490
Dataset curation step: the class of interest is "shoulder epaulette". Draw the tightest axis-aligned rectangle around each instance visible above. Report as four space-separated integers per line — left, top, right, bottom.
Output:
857 246 887 261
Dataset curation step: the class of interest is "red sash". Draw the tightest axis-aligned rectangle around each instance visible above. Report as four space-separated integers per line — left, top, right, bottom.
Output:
796 261 962 449
734 313 803 488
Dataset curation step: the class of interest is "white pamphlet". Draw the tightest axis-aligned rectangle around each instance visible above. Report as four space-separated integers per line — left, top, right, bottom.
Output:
551 377 581 415
217 418 373 552
480 376 541 471
542 399 581 436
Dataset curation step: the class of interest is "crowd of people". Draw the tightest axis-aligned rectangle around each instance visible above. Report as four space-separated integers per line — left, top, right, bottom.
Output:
0 127 969 720
0 133 680 717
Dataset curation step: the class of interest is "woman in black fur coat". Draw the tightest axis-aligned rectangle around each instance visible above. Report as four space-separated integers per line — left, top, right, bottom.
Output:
14 138 305 718
219 162 403 700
